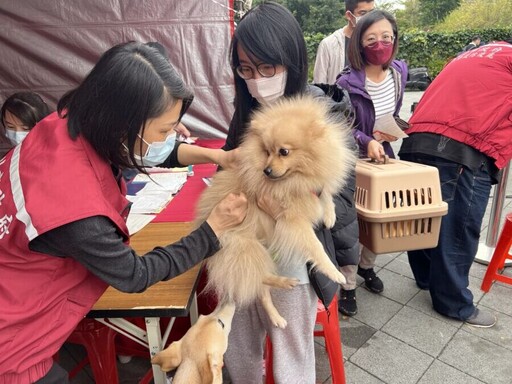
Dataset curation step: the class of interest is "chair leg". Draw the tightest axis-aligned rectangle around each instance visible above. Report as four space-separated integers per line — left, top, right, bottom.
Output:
321 299 346 384
265 336 275 384
481 214 512 292
67 319 119 384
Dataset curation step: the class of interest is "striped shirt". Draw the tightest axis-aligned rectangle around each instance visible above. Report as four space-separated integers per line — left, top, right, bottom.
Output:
366 70 396 119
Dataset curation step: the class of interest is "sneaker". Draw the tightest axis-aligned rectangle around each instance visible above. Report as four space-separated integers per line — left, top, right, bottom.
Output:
464 308 497 328
338 289 357 316
357 267 384 293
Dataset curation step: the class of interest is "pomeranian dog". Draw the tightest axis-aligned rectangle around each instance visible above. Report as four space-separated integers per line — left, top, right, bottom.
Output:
195 95 355 328
151 302 235 384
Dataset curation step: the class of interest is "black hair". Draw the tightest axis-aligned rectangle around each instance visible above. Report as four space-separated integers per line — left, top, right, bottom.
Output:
57 41 194 172
345 0 374 13
229 1 308 136
472 35 481 41
145 41 170 60
1 92 51 141
347 9 399 71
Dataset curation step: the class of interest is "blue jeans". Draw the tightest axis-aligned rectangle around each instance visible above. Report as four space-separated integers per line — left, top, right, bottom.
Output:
399 154 492 320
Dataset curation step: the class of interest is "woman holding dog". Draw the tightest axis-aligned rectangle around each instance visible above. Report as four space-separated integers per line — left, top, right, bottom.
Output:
336 9 408 308
0 42 248 383
222 2 360 383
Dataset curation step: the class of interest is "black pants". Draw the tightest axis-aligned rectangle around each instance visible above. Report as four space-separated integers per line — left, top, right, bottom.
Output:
35 362 69 384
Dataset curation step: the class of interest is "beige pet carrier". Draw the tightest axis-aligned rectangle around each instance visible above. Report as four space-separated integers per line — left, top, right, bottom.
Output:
355 158 448 254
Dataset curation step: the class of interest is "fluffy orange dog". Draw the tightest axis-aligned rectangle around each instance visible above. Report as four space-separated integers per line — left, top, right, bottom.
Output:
195 95 355 328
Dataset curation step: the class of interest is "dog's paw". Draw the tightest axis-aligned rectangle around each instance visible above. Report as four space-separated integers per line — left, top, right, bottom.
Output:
270 315 288 329
278 277 299 289
263 275 299 289
334 271 347 285
323 210 336 228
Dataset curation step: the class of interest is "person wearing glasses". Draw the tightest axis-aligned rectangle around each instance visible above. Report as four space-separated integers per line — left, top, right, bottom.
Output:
335 10 408 310
222 2 359 383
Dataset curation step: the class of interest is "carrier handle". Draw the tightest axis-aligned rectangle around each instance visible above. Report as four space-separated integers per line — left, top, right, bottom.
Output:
369 155 390 164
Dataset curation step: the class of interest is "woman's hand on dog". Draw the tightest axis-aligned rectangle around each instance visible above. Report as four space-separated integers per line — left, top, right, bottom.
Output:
207 193 248 236
257 194 284 221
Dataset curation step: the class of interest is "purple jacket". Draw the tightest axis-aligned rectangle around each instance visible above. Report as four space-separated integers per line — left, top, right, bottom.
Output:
336 60 408 158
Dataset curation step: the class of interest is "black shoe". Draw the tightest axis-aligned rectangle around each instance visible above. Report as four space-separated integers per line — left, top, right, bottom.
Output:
338 289 357 316
358 267 384 293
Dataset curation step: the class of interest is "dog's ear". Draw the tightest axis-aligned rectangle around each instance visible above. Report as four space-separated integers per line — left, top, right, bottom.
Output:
151 340 183 372
207 352 224 384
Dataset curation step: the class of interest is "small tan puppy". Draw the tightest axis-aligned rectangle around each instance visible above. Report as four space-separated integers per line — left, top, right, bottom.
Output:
151 302 235 384
195 95 356 328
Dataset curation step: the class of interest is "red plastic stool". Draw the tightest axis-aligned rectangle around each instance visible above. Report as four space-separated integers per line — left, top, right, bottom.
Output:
481 212 512 292
265 295 346 384
66 318 119 384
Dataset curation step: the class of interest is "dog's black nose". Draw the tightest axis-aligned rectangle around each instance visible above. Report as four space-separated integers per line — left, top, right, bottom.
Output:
263 167 272 176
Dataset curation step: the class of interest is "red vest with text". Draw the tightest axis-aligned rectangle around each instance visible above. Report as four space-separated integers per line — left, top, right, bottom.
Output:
0 112 130 383
407 42 512 169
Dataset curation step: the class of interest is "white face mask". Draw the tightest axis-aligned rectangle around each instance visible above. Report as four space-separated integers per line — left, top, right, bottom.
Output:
6 129 29 145
245 70 287 106
349 11 362 27
134 132 177 167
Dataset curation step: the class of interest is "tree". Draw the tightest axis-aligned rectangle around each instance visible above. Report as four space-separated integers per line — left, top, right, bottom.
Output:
394 0 422 30
418 0 460 27
252 0 345 35
436 0 512 32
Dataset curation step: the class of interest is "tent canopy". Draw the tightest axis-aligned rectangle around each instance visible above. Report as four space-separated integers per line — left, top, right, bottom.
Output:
0 0 235 138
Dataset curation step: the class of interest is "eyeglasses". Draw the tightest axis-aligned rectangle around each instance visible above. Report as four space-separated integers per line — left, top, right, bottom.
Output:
363 34 395 48
236 63 276 80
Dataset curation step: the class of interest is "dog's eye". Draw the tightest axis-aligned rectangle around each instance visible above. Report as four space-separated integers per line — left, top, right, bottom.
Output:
279 148 289 156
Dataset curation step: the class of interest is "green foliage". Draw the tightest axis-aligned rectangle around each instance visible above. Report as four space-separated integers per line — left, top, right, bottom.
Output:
398 28 512 76
252 0 345 35
436 0 512 31
395 0 422 30
418 0 460 27
304 32 326 79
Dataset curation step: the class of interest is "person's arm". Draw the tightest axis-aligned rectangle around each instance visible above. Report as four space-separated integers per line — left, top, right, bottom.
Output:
158 141 238 169
29 193 247 293
176 143 238 169
313 39 330 84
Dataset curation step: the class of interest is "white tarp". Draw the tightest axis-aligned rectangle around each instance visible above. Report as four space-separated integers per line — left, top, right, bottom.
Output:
0 0 235 138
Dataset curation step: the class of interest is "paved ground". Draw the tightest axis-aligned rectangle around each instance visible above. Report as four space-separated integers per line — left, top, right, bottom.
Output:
61 90 512 383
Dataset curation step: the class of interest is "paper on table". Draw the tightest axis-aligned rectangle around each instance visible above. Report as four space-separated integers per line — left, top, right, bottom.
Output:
126 213 156 235
127 192 173 214
373 114 409 142
133 172 187 195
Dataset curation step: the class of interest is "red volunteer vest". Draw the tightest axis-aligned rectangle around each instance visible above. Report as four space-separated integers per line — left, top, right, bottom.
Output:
0 112 130 383
407 42 512 169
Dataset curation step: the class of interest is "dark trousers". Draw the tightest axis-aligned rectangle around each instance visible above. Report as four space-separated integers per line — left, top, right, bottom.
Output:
35 362 69 384
400 154 492 320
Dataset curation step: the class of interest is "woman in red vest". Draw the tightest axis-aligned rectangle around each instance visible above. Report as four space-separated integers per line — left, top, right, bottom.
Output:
0 41 247 384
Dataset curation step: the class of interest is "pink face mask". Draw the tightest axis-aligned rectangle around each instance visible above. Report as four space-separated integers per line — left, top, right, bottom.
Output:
363 41 394 66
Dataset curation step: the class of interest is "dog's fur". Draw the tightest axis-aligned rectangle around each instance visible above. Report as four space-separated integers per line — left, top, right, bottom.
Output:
151 302 236 384
195 95 356 328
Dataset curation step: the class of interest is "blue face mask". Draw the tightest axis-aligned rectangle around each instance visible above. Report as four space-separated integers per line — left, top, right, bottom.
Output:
6 129 30 145
135 132 177 167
